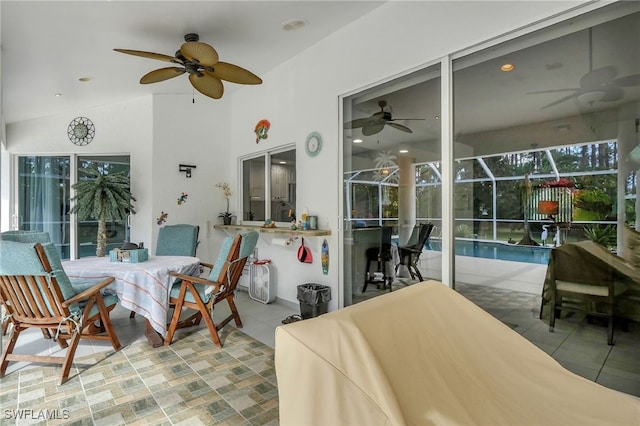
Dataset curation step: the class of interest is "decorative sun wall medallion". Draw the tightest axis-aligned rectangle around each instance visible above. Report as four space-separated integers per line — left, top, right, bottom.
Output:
68 117 95 146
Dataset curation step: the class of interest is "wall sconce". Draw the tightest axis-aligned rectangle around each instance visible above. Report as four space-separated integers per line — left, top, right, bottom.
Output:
179 164 196 178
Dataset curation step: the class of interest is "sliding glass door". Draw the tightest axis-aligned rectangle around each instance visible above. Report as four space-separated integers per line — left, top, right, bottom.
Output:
76 156 131 258
17 155 130 259
17 156 71 256
342 64 442 306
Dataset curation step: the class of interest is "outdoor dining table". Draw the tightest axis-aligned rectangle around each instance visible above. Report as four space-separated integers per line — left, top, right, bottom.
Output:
62 255 201 347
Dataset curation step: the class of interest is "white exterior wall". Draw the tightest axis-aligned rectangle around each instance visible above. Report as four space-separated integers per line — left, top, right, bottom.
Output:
228 1 584 308
2 1 586 308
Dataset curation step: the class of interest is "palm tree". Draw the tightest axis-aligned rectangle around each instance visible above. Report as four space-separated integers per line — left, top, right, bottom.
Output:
71 166 136 257
517 174 539 246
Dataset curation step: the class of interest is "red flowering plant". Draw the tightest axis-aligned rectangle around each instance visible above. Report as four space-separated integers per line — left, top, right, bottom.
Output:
539 177 576 189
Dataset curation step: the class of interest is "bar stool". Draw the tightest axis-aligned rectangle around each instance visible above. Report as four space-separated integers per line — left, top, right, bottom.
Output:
363 226 393 292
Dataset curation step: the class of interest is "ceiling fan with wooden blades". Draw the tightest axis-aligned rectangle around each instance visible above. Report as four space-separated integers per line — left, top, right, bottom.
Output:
344 100 425 136
114 33 262 99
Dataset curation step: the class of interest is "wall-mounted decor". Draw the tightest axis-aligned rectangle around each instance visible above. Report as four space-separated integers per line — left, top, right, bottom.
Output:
305 131 322 157
156 211 168 225
179 164 196 178
255 119 270 143
177 192 188 205
67 117 95 146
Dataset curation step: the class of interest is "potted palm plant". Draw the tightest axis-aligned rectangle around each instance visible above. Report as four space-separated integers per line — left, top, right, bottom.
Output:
71 166 136 257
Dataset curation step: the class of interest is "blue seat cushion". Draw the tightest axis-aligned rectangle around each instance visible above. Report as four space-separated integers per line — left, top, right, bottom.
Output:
69 294 119 319
156 224 199 256
170 235 238 303
1 230 51 243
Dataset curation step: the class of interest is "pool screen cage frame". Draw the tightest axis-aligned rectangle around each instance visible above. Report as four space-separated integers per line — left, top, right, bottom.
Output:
344 140 625 241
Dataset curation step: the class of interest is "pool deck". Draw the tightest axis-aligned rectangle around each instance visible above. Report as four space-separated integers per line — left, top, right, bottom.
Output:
416 250 547 294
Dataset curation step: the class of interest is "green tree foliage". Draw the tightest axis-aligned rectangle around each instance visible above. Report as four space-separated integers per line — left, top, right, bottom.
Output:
71 166 136 256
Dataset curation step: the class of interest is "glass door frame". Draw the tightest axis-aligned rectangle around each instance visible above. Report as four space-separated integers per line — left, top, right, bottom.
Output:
338 1 612 307
12 153 130 259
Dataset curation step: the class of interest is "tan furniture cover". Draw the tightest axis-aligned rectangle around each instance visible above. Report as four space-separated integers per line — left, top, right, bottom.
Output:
275 281 640 425
540 240 640 323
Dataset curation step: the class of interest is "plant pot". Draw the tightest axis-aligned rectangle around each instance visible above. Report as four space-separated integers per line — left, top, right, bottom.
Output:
223 216 232 225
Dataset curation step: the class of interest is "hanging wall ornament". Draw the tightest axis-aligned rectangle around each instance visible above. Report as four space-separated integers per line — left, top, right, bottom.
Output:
177 192 188 205
156 211 168 225
68 117 95 146
255 119 270 143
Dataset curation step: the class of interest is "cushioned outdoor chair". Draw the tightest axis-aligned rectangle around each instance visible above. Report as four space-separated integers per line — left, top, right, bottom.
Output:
129 223 201 319
1 230 52 244
156 224 200 256
1 231 53 338
0 240 121 384
164 231 259 347
544 241 631 345
395 223 433 281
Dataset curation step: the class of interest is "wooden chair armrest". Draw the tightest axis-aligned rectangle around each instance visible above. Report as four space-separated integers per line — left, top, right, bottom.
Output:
62 277 115 307
199 261 214 270
169 272 221 287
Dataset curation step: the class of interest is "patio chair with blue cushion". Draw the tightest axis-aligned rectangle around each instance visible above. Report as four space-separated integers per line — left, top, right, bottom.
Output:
1 230 52 244
0 230 110 337
1 231 53 337
156 224 200 256
164 231 259 347
129 224 201 319
0 240 121 384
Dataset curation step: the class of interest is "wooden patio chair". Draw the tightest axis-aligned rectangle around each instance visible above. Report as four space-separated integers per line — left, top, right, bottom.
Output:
1 231 53 338
164 231 259 347
130 223 200 319
0 241 121 384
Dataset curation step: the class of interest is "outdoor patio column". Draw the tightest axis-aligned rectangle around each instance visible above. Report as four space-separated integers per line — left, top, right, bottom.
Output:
617 105 640 253
398 155 416 245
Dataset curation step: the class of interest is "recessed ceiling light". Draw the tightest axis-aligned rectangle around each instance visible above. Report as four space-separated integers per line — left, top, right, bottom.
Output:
501 63 514 72
78 77 91 82
353 138 363 144
434 115 440 120
54 93 62 97
281 19 308 31
399 149 408 153
279 161 287 164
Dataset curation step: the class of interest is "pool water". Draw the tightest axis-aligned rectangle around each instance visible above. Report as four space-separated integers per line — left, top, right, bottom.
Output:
426 239 551 265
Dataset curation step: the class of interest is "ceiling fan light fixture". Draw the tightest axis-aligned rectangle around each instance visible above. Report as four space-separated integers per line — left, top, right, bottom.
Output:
114 33 262 100
281 19 308 32
577 90 606 104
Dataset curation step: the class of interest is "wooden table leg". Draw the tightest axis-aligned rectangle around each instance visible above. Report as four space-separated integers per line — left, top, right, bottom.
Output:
144 320 164 348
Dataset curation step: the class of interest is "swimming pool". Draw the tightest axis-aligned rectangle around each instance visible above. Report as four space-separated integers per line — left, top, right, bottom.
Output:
426 239 551 265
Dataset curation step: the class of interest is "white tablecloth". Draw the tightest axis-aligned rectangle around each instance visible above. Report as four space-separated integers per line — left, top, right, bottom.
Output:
63 256 200 336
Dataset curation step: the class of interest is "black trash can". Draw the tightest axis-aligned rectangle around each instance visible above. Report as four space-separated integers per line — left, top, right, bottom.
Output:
297 283 332 319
